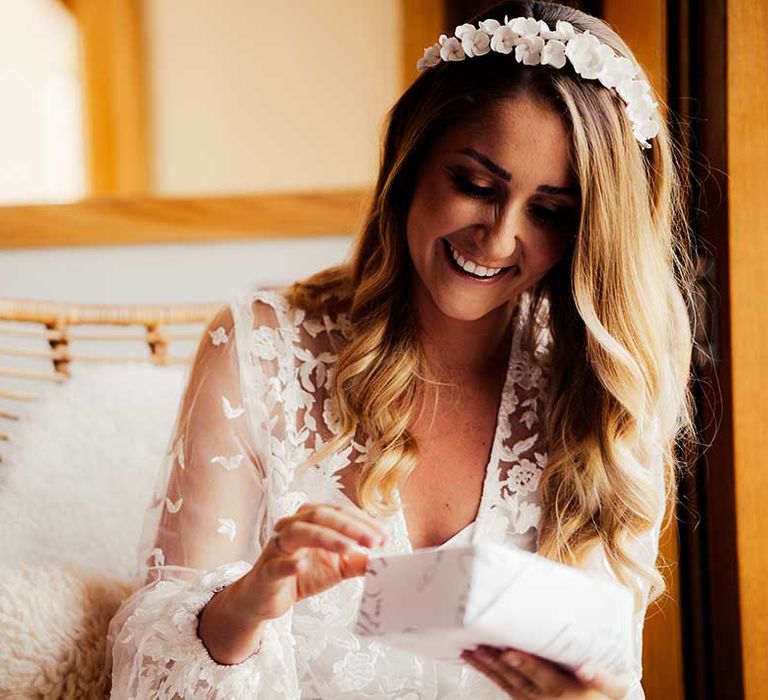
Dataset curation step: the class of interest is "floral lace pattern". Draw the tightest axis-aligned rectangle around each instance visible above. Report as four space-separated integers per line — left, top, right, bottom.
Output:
106 286 661 699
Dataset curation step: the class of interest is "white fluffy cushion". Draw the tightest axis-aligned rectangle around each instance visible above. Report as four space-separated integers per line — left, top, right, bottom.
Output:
0 562 133 698
0 362 187 580
0 362 187 697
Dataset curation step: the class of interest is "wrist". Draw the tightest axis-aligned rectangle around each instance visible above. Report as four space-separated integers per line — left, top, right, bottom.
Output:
197 581 269 664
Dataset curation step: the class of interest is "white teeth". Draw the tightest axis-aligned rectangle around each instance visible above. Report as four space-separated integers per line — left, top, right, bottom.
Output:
447 242 505 278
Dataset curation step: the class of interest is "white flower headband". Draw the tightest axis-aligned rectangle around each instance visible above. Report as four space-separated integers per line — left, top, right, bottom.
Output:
416 16 660 149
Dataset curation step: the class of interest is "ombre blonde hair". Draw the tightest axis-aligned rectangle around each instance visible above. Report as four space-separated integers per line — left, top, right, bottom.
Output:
286 0 695 608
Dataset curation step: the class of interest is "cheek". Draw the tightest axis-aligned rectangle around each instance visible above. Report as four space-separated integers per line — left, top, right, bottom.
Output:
407 187 470 252
527 231 571 273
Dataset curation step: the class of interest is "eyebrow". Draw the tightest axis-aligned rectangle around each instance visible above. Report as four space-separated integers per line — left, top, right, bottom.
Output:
455 147 580 197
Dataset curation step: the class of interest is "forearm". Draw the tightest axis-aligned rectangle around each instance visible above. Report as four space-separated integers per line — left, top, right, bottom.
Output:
196 580 269 665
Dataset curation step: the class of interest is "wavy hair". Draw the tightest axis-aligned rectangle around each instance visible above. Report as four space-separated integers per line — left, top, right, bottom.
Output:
286 0 695 608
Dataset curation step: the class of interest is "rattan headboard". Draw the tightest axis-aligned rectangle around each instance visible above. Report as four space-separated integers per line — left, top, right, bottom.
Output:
0 298 222 461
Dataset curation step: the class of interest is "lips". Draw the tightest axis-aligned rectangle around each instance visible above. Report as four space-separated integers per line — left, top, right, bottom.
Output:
441 238 518 282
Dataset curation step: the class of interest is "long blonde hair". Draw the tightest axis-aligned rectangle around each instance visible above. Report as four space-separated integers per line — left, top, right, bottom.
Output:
287 0 695 608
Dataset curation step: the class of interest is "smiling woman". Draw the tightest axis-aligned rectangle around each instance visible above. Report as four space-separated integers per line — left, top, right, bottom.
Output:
105 1 695 698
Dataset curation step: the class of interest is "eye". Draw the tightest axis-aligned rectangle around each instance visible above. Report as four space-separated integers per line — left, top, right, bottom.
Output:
446 167 496 200
530 204 577 229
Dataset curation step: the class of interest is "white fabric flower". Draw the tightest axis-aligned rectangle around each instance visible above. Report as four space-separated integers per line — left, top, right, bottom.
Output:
439 35 465 62
538 20 559 40
508 16 541 37
555 20 577 41
626 90 658 123
333 651 376 692
618 78 652 105
208 326 228 346
322 397 342 435
565 30 611 79
540 39 567 69
633 117 660 148
217 517 237 542
490 25 517 54
165 497 183 513
478 18 501 35
598 54 639 90
455 23 475 39
506 459 542 494
416 42 441 71
515 35 545 65
458 25 491 57
211 454 245 471
251 325 280 360
221 395 244 420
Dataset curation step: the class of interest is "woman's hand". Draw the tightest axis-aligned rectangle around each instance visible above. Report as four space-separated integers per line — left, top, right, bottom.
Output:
460 645 632 699
229 502 389 623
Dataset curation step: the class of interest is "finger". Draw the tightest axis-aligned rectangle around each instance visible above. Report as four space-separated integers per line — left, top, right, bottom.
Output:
461 650 520 698
574 663 633 699
468 648 540 697
321 503 390 547
326 502 390 541
338 548 371 578
286 504 388 549
496 647 579 695
277 520 364 556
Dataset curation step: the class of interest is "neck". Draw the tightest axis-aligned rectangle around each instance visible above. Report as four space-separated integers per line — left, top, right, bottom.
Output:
410 279 518 379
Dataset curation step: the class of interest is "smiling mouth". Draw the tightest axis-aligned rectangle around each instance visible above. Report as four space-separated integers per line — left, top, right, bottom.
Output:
441 238 519 281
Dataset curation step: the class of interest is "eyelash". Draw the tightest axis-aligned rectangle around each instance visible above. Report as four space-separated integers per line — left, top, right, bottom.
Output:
447 169 573 228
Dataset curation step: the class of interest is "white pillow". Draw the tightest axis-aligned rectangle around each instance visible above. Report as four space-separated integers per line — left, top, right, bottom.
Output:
0 362 188 582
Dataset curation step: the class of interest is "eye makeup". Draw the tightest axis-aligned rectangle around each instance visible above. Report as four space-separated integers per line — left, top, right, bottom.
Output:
445 165 496 200
444 165 578 231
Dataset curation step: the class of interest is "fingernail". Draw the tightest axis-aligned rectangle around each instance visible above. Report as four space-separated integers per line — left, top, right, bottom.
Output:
347 543 370 555
503 650 522 667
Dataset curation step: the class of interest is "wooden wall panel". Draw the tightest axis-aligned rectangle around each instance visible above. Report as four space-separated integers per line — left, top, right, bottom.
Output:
401 0 445 89
727 1 768 695
64 0 149 196
0 190 370 249
601 2 684 699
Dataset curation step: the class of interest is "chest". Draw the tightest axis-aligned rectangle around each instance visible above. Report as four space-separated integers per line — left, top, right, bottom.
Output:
337 380 505 550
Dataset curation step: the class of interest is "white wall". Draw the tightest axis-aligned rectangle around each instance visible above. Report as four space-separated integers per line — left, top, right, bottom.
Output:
0 0 85 204
143 0 402 195
0 237 353 303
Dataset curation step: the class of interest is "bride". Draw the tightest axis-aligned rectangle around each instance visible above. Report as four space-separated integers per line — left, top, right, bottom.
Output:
106 1 694 697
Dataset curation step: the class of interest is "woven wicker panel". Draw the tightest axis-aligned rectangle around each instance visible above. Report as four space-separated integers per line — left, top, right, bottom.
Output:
0 298 222 462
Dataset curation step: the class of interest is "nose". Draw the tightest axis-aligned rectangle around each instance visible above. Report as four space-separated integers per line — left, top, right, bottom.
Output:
473 202 527 264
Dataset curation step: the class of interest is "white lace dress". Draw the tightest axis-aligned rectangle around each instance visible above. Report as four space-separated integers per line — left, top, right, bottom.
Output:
106 286 664 699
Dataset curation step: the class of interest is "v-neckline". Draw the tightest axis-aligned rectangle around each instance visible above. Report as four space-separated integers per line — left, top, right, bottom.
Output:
398 305 523 554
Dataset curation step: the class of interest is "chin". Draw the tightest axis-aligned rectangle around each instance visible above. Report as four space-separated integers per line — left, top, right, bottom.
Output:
429 282 514 323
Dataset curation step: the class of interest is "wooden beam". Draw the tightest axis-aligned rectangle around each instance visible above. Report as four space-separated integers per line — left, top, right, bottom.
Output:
0 189 370 249
68 0 149 196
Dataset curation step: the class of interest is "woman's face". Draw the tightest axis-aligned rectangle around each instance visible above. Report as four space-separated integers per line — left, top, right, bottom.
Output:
406 95 580 322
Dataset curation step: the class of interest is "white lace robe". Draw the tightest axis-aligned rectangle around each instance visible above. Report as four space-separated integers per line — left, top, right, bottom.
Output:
106 286 664 699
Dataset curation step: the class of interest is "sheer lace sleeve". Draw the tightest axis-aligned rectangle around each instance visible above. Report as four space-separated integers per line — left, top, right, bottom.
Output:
105 295 300 699
578 444 667 700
